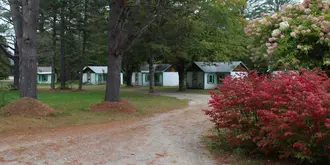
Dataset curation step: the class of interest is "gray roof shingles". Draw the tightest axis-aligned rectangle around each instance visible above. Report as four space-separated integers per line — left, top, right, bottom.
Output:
194 61 247 73
140 64 171 72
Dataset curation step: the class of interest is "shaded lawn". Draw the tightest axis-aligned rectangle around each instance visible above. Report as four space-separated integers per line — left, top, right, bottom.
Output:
0 90 188 134
125 86 214 95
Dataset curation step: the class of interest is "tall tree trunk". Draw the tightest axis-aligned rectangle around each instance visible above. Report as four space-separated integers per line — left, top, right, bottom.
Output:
20 0 40 98
78 0 88 90
60 3 66 89
105 51 122 102
148 53 154 94
9 0 23 90
104 0 125 102
178 60 185 92
126 65 133 87
51 11 57 90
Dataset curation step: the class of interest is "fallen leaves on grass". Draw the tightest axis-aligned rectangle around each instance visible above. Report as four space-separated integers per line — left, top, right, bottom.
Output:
90 99 137 113
1 97 56 116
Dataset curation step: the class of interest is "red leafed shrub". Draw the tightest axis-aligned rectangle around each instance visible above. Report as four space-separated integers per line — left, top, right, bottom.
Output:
204 69 330 163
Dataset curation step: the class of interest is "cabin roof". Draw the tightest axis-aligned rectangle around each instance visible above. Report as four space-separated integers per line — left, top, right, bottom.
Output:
140 64 172 72
194 61 248 73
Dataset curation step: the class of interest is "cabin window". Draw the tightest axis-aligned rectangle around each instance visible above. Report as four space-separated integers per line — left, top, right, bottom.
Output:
135 73 139 82
207 74 215 84
39 75 48 82
145 74 149 82
155 73 160 83
87 72 91 81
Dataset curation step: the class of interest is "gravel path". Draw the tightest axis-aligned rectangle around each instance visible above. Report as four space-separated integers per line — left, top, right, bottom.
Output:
0 93 215 165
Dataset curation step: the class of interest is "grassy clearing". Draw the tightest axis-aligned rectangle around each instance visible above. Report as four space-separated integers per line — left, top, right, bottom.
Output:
38 84 213 94
125 86 213 95
0 88 188 135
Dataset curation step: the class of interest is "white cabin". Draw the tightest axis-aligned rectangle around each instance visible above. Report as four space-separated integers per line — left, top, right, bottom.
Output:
82 66 123 85
132 64 179 86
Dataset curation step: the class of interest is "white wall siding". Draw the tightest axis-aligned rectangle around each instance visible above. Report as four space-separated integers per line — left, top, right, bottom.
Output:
83 73 123 85
83 73 87 83
37 74 56 84
163 72 179 86
131 72 142 85
121 73 123 85
230 71 248 78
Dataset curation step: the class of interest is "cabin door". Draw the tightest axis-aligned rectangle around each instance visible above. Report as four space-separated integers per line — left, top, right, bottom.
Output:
87 72 91 84
192 72 198 88
135 73 139 85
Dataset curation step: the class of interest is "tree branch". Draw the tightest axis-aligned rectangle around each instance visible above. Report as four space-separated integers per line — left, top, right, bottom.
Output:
124 17 156 52
0 42 15 51
0 44 14 60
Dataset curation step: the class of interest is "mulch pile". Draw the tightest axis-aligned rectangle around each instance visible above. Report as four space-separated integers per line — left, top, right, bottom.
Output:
1 97 56 116
90 99 137 113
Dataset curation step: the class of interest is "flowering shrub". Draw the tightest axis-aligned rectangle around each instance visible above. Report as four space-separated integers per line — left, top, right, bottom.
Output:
245 0 330 69
204 69 330 162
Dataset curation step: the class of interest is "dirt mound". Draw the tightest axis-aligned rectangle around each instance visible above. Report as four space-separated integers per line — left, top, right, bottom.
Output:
1 97 56 116
90 99 137 113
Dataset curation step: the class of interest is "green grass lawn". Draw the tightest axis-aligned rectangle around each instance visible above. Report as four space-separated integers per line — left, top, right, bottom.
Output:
0 88 188 135
123 86 213 95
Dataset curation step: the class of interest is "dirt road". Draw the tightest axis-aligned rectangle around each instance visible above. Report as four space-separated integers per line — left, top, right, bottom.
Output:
0 93 215 165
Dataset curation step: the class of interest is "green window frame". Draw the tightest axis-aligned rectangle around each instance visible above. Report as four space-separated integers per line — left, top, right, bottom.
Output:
207 74 215 84
145 74 149 82
39 75 48 82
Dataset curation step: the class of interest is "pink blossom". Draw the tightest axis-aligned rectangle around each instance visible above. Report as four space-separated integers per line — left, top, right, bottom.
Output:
267 50 274 55
304 8 311 14
261 12 266 17
291 25 297 29
318 4 323 8
263 54 268 57
320 37 325 41
319 16 325 21
297 45 302 49
299 4 305 10
302 30 307 34
290 32 297 38
280 34 285 39
271 13 278 19
312 17 319 23
320 32 325 36
273 43 278 48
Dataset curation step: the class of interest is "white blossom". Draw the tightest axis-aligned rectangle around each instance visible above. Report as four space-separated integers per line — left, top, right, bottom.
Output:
279 21 290 30
272 29 281 37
